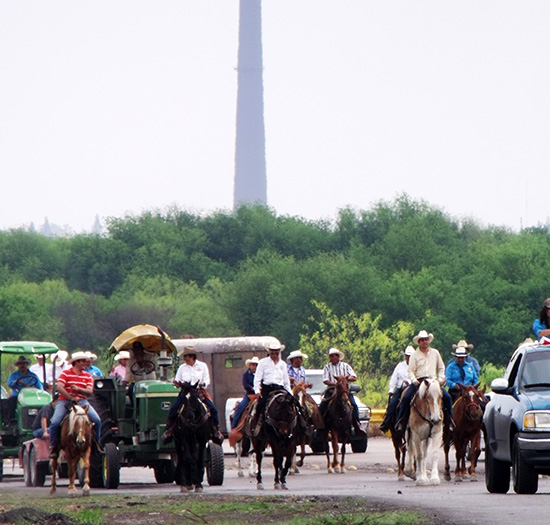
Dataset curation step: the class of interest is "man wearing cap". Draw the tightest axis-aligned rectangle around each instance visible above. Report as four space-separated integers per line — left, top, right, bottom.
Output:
319 348 367 438
84 351 103 378
162 346 223 445
110 351 130 381
395 330 453 432
49 351 102 459
231 356 259 430
251 341 292 436
449 339 479 376
29 354 54 391
8 356 43 397
286 350 312 388
446 345 479 402
379 346 414 433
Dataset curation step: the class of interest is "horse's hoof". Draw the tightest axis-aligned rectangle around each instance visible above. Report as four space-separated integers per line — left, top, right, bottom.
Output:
248 473 256 478
454 476 463 482
238 471 244 478
415 478 429 486
339 468 346 474
274 482 281 489
444 473 451 482
328 468 335 474
195 486 203 493
281 483 288 490
180 486 189 493
82 488 90 497
470 475 478 482
430 479 440 486
398 475 406 481
257 483 264 490
297 461 303 468
68 491 77 498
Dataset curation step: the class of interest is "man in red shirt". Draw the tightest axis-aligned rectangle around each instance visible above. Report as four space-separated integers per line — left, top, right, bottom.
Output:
49 351 102 458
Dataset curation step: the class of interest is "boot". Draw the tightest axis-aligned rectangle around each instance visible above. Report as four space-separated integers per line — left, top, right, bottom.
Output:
211 421 224 446
378 419 390 433
353 419 367 438
161 420 175 444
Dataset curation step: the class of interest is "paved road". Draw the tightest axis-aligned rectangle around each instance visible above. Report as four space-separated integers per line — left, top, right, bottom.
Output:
2 437 550 524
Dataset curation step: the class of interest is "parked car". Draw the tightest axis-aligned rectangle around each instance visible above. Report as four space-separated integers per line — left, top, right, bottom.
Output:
483 339 550 494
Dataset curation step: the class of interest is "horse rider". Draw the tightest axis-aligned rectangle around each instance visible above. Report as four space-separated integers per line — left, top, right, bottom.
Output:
286 350 313 388
395 330 453 433
49 351 102 459
231 356 259 430
449 339 479 377
318 348 367 438
445 344 479 403
162 346 224 445
379 345 414 433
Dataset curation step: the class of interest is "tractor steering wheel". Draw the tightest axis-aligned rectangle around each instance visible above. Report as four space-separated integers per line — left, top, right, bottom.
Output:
130 360 156 377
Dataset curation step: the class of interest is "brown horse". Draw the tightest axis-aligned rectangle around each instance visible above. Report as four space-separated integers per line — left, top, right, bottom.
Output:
291 381 323 472
323 376 353 474
388 390 408 481
50 404 93 496
443 384 486 482
404 378 443 486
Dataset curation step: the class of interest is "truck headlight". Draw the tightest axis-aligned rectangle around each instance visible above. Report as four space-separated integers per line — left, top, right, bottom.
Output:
358 407 371 420
523 410 550 430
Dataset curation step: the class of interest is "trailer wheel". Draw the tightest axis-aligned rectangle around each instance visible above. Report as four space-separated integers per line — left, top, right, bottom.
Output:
154 457 176 484
102 443 120 489
205 441 224 486
30 446 47 487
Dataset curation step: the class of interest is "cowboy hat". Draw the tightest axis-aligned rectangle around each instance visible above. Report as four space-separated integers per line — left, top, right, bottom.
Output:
412 330 434 344
245 356 260 367
114 350 131 361
452 339 474 351
181 346 197 356
452 347 470 357
68 351 89 364
267 341 285 352
84 351 98 361
404 345 415 356
14 355 31 365
286 350 308 363
50 350 69 364
328 347 344 359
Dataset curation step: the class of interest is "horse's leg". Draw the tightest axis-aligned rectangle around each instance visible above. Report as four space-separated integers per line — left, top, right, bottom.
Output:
331 433 339 473
50 457 58 495
81 448 91 496
248 444 257 478
194 440 205 493
235 441 244 478
255 439 264 490
404 430 416 480
339 442 346 474
443 423 452 482
297 442 306 468
413 433 428 485
324 434 333 473
272 447 282 489
68 458 77 497
469 430 481 481
428 430 442 486
280 446 293 490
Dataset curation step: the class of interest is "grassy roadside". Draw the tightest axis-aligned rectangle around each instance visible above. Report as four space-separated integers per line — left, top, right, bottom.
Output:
0 493 440 525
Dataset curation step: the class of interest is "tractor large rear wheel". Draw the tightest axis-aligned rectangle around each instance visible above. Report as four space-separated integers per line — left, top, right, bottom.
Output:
154 456 176 484
102 443 120 489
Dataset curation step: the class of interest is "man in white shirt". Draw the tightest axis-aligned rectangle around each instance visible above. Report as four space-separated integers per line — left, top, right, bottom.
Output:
29 354 54 390
162 346 223 444
379 346 414 433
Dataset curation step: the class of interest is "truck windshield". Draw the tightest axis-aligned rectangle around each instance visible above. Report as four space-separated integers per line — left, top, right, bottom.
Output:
521 350 550 389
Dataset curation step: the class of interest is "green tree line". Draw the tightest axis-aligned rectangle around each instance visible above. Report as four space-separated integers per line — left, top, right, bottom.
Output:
1 195 547 400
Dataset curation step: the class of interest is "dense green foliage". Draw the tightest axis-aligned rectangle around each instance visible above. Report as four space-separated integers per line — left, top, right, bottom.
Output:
0 195 547 398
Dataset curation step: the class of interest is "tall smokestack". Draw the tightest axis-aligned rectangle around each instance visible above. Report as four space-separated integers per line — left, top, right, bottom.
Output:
233 0 267 208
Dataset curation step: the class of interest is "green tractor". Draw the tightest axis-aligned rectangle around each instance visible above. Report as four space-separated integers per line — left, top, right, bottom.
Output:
0 341 60 482
87 325 224 489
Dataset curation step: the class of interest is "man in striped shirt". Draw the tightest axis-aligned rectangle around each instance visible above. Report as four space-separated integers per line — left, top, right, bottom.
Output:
319 348 367 437
49 351 102 458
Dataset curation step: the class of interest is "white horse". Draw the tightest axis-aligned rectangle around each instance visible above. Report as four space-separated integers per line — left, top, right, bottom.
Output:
404 378 443 486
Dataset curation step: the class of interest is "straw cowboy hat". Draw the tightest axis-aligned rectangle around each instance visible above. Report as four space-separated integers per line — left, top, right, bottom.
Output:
404 345 415 356
286 350 308 363
412 330 434 344
14 355 31 366
452 347 470 357
452 339 474 351
328 347 344 359
245 356 260 367
84 351 98 361
114 350 131 361
266 341 285 352
68 351 89 364
180 346 197 356
50 350 69 364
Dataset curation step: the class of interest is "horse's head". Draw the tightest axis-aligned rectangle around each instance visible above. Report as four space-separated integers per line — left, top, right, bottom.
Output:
68 404 93 450
459 384 484 422
335 376 349 398
418 378 443 425
266 392 297 437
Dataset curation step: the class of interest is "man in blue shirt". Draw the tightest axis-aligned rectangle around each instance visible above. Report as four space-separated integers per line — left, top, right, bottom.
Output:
231 356 259 429
8 355 43 396
446 346 479 402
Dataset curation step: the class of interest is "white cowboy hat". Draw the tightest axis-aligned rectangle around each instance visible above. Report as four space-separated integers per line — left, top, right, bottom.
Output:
50 350 69 364
68 351 89 364
286 350 308 363
267 341 285 352
404 345 415 356
452 347 470 357
245 356 260 367
328 347 344 359
452 339 474 351
412 330 434 344
84 351 98 361
114 350 131 361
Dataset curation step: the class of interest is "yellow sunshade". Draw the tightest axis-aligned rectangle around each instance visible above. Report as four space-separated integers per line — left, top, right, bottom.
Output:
109 324 176 355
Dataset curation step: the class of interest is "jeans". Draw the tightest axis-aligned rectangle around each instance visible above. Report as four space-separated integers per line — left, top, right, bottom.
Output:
231 394 250 429
396 381 453 423
33 428 46 439
49 399 102 446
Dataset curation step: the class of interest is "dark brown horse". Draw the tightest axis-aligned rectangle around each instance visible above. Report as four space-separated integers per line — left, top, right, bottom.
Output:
50 404 93 496
291 381 323 472
323 376 353 474
252 389 299 490
388 390 408 481
173 382 212 493
443 384 486 482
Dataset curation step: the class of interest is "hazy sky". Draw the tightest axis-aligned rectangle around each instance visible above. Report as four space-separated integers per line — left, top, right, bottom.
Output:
1 1 549 233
